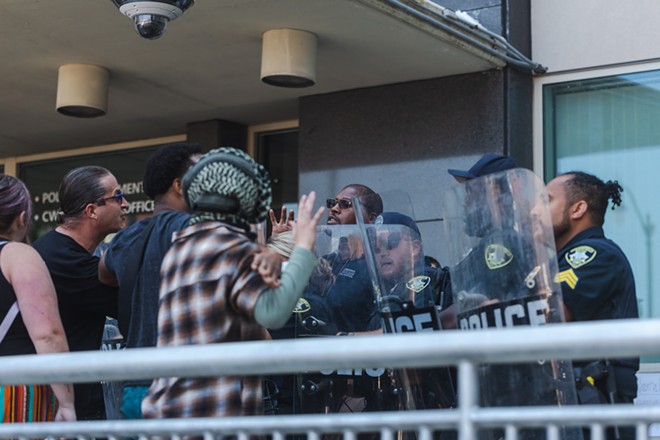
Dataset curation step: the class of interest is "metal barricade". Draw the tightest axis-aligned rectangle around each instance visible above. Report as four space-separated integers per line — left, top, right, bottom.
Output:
0 319 658 439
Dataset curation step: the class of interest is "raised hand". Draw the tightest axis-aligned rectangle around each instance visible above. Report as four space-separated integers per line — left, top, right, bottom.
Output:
292 192 325 252
269 205 295 235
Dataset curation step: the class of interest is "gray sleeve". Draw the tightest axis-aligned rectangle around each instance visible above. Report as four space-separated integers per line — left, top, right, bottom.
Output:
254 247 318 329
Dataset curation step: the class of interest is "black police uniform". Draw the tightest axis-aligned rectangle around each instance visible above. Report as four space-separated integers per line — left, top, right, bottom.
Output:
557 226 639 407
455 227 571 434
454 228 538 311
377 265 457 410
325 253 380 332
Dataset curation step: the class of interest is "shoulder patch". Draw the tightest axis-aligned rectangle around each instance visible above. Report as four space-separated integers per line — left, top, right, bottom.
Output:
565 245 597 269
406 275 431 293
484 244 513 270
555 268 579 290
292 298 311 313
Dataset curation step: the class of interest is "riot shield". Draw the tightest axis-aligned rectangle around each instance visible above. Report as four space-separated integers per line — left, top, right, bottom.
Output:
291 225 397 416
441 168 581 440
354 191 457 415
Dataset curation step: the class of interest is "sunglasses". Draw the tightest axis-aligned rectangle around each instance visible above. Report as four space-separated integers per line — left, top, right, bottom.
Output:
374 232 403 254
326 198 353 210
96 192 125 206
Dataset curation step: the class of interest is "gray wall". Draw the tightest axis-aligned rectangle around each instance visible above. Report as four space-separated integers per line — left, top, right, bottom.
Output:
532 0 660 73
297 0 534 260
298 70 512 260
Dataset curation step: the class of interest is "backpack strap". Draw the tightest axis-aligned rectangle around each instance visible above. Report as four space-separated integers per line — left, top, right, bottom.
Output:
0 301 19 344
0 240 19 344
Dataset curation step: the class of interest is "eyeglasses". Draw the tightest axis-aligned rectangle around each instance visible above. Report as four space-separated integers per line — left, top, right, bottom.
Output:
326 198 352 210
374 232 403 254
96 192 125 206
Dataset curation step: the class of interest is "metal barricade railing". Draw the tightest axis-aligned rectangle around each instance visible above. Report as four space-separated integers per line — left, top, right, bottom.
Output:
0 318 658 439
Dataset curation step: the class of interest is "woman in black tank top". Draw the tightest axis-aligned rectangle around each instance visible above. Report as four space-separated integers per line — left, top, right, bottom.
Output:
0 174 75 422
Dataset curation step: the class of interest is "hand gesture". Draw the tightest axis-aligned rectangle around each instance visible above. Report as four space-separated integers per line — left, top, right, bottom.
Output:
292 192 325 252
269 206 295 235
252 248 283 288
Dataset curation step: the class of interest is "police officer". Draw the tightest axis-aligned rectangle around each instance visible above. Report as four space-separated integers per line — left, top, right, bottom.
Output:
373 212 451 321
446 157 584 440
369 212 457 411
447 154 536 309
546 171 638 440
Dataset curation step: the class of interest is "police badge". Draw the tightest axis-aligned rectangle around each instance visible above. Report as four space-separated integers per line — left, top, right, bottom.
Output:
484 244 513 270
292 297 311 313
405 275 431 292
566 245 597 269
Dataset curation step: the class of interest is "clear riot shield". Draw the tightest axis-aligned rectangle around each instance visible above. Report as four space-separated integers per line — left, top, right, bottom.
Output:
291 225 397 416
354 191 457 415
441 168 581 440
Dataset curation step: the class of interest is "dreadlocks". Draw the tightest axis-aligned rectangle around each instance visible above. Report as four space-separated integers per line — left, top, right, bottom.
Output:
561 171 623 226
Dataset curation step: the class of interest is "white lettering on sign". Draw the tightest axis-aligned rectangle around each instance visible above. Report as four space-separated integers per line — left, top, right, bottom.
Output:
319 367 386 378
40 210 60 223
121 181 143 195
41 191 59 204
382 307 441 334
458 295 549 330
124 200 154 214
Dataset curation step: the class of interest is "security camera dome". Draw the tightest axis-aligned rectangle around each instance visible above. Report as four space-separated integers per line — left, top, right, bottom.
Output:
134 14 168 40
111 0 194 40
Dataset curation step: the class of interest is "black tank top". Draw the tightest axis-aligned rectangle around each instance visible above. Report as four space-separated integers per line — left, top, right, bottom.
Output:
0 241 36 355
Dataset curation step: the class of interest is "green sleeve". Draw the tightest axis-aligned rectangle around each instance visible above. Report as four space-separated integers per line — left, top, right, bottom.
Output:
254 247 318 329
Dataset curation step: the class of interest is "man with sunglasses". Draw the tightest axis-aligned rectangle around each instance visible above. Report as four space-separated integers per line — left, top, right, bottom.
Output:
368 212 457 410
268 183 383 333
368 212 453 330
325 184 382 226
34 165 128 420
277 184 383 416
323 184 383 334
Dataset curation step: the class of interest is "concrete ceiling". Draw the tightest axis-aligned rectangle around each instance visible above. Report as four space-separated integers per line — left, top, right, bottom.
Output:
0 0 501 158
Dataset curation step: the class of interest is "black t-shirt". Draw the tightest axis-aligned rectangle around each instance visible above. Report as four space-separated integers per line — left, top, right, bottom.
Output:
34 229 118 420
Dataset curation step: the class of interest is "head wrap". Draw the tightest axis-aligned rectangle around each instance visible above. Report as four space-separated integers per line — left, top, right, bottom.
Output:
183 147 272 234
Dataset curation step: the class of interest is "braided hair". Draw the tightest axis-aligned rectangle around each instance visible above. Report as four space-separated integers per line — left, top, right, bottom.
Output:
561 171 623 226
183 147 272 234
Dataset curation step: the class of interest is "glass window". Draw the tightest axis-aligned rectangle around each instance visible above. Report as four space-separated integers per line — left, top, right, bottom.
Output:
19 146 159 241
543 69 660 319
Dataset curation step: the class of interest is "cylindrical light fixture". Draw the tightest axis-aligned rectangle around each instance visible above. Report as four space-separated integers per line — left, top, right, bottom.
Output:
261 29 317 88
56 64 110 118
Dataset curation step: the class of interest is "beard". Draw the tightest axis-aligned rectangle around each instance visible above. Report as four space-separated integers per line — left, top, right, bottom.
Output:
553 209 571 243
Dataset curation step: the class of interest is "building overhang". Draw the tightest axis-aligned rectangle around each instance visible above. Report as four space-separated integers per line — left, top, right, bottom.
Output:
0 0 541 157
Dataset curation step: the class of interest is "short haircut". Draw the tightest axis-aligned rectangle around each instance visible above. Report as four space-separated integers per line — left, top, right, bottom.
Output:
0 175 32 233
561 171 623 226
341 183 383 216
143 142 202 200
58 166 111 222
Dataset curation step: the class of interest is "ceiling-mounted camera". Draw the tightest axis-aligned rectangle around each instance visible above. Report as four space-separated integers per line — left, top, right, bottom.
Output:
111 0 194 40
